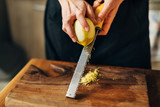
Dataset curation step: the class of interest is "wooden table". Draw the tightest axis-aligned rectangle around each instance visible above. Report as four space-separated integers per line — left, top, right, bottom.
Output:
0 59 160 107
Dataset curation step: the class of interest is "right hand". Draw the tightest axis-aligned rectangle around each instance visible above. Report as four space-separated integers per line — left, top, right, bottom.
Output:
93 0 123 35
59 0 97 42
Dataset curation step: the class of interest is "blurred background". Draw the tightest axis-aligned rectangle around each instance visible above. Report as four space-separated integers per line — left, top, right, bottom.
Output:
0 0 160 91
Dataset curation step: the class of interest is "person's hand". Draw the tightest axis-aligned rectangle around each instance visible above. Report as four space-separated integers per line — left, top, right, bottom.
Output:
59 0 97 42
93 0 123 35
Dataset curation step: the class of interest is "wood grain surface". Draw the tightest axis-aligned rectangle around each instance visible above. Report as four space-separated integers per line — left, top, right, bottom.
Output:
5 60 149 107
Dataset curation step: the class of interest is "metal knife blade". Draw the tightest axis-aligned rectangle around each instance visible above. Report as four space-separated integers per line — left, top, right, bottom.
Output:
66 28 100 98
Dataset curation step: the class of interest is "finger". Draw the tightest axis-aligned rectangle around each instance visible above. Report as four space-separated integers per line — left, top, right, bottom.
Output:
97 2 113 23
98 8 118 36
76 9 90 32
85 2 97 24
65 24 77 42
62 25 67 33
93 0 102 9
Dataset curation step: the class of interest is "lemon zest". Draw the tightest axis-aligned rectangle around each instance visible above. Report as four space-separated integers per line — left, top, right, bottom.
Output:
80 68 101 85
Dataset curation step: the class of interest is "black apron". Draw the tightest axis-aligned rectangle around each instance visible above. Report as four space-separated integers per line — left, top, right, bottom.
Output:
44 0 151 69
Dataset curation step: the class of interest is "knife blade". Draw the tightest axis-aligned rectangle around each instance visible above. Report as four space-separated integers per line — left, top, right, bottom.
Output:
66 3 104 98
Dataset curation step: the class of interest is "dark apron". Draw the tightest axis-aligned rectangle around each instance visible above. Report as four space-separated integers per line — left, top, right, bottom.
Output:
44 0 151 69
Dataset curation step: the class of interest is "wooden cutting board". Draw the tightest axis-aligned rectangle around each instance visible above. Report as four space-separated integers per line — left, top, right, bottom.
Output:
5 61 149 107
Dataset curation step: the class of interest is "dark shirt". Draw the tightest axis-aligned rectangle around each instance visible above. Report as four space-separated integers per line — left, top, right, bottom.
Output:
44 0 151 69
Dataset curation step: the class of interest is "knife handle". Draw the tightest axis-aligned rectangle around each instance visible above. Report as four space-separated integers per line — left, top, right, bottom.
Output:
95 3 104 29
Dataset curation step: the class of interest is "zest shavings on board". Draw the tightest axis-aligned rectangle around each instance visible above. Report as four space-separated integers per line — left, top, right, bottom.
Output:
80 68 101 85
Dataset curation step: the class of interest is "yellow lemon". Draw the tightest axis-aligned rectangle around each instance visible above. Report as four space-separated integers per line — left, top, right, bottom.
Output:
74 4 104 46
74 18 95 46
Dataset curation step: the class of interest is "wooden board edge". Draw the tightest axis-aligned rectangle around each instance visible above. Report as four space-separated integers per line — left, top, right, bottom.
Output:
0 59 36 107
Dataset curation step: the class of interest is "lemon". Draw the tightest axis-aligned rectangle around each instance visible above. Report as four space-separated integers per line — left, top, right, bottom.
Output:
74 4 104 46
74 18 95 46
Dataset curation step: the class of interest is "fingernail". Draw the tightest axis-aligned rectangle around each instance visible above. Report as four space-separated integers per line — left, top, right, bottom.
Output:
85 27 89 32
94 1 98 5
97 18 102 23
72 38 77 42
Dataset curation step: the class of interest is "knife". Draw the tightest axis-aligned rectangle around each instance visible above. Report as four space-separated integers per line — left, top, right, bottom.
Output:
66 3 104 98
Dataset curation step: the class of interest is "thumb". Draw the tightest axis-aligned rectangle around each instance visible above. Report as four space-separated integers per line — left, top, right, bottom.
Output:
93 0 102 9
97 2 112 23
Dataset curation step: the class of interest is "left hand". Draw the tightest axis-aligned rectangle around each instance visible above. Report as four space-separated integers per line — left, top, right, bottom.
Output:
59 0 97 42
93 0 124 35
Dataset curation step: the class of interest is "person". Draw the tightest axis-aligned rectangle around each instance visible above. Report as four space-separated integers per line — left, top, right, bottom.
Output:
44 0 151 69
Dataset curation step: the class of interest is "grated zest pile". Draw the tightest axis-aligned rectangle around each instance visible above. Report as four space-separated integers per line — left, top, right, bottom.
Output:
80 69 101 85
